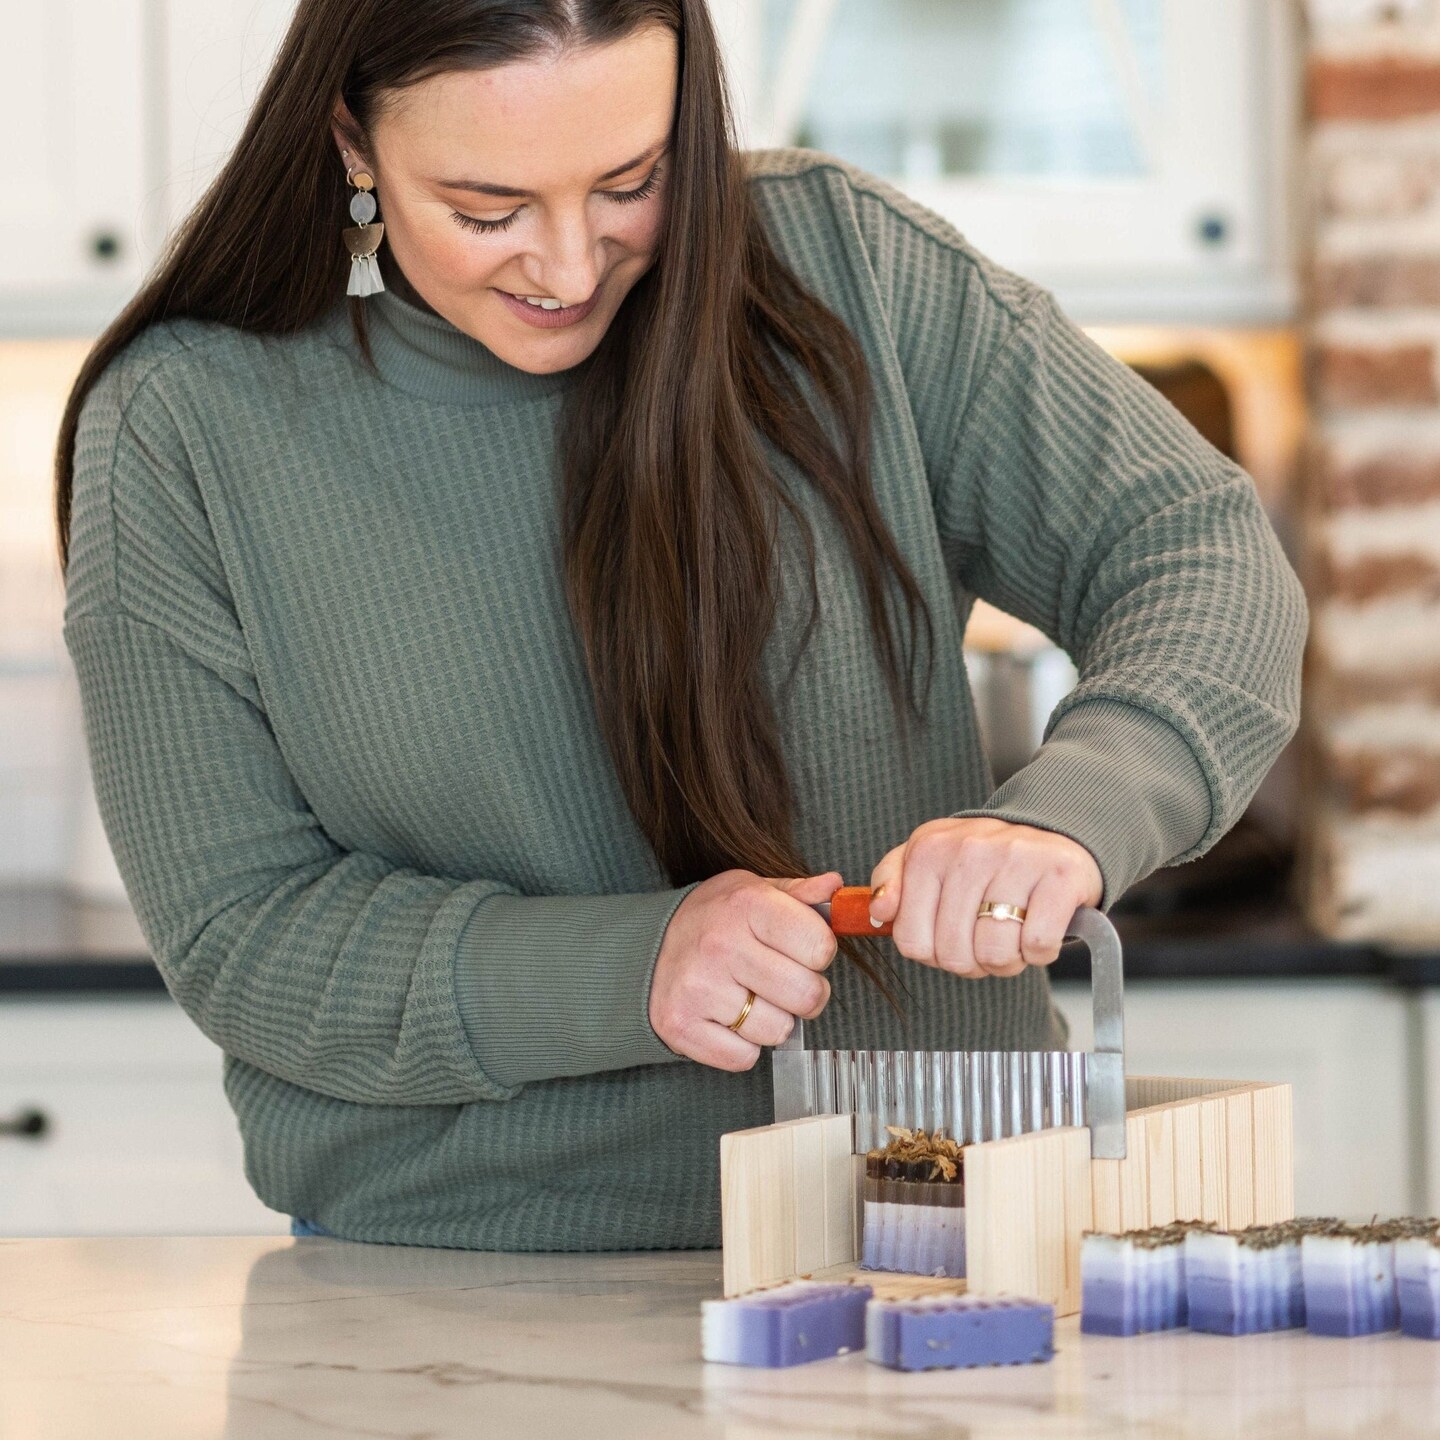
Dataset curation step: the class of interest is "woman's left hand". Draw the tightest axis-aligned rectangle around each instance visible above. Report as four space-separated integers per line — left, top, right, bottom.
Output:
865 817 1104 978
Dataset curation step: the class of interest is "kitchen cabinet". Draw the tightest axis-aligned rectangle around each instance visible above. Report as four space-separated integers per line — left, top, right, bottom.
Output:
710 0 1300 323
0 996 288 1236
1050 978 1420 1220
3 0 292 336
4 0 148 334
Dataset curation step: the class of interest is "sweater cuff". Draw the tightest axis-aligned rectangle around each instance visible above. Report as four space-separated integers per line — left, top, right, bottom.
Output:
948 699 1212 911
453 881 703 1088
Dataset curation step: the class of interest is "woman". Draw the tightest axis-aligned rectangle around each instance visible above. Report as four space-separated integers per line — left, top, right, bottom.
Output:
53 0 1307 1250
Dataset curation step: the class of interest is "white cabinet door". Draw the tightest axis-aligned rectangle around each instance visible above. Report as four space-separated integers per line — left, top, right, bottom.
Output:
0 997 289 1236
158 0 295 230
3 0 295 335
1051 979 1417 1221
3 0 148 331
712 0 1298 323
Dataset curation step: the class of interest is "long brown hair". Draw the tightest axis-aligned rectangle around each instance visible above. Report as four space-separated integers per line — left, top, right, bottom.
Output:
53 0 936 1012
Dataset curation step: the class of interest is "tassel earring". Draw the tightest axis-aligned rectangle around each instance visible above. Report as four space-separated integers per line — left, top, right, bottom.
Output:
342 150 385 297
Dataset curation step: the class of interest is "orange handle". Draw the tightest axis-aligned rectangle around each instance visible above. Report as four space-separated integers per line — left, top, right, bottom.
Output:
826 885 892 937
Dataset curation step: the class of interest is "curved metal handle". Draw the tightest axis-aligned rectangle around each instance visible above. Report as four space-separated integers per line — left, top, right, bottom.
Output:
783 904 1123 1051
1063 904 1124 1061
1063 905 1126 1158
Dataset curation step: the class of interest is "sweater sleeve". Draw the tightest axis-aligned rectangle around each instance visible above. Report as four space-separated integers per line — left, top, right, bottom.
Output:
931 285 1309 909
820 153 1305 909
64 341 697 1104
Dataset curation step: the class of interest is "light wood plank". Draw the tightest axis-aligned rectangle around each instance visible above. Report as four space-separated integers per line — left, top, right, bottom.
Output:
1118 1112 1151 1231
1144 1107 1177 1225
1224 1090 1256 1230
809 1261 967 1300
1170 1099 1204 1220
721 1115 850 1297
1197 1096 1230 1229
1057 1126 1093 1316
1125 1075 1251 1109
965 1132 1040 1300
1249 1082 1295 1223
790 1118 827 1273
820 1120 859 1268
1091 1157 1123 1234
1030 1129 1070 1310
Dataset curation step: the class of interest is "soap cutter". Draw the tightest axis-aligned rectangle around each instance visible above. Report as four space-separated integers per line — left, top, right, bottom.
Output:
780 887 1126 1159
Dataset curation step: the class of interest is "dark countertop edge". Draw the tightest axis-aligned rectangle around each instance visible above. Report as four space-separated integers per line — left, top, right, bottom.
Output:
3 940 1439 995
0 960 168 995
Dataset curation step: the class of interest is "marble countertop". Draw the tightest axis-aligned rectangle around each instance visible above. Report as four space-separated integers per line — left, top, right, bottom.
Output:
3 1237 1438 1439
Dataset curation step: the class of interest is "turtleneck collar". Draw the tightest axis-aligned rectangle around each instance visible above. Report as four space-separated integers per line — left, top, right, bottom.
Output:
347 285 588 407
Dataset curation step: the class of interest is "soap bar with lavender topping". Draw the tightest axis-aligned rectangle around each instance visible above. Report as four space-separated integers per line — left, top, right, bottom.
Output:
701 1281 872 1367
1186 1220 1333 1335
866 1293 1054 1371
1302 1222 1401 1337
1080 1222 1213 1335
860 1126 965 1278
1395 1222 1440 1340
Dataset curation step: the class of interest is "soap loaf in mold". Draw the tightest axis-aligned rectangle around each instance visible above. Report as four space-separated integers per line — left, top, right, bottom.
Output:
859 1126 965 1278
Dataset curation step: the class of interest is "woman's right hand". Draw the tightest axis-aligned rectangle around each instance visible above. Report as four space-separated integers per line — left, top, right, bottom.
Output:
648 868 841 1071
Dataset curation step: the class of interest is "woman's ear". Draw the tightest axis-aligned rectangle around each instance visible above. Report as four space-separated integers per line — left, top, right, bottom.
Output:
330 103 368 169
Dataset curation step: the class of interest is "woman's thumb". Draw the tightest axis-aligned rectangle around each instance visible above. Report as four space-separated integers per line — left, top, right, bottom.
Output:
772 870 842 902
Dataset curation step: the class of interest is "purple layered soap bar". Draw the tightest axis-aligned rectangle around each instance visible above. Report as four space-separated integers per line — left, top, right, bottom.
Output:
1302 1222 1402 1337
1185 1220 1335 1335
1081 1222 1214 1336
866 1293 1054 1371
701 1281 872 1367
1396 1224 1440 1340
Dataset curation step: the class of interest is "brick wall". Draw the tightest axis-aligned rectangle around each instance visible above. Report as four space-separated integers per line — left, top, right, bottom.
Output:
1302 0 1440 941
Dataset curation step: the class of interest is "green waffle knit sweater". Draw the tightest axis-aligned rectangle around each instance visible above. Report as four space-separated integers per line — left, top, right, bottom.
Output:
64 147 1307 1250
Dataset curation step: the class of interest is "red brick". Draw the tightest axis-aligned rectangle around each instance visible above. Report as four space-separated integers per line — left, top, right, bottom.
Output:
1314 664 1440 710
1310 54 1440 120
1309 340 1438 405
1309 445 1440 506
1325 745 1440 815
1313 254 1440 307
1316 547 1440 599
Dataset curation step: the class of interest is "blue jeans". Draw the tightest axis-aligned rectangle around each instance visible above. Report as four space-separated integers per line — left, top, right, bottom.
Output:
290 1215 335 1237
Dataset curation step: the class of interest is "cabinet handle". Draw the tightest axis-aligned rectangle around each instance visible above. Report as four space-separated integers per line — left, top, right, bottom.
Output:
89 230 124 264
0 1108 49 1140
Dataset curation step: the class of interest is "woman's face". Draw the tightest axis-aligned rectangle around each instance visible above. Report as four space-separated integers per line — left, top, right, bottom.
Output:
333 25 676 375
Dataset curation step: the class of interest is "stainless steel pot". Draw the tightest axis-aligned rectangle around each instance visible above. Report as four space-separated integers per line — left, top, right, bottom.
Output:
964 645 1079 788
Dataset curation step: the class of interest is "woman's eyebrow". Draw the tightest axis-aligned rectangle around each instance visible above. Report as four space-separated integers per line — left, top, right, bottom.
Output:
431 139 669 197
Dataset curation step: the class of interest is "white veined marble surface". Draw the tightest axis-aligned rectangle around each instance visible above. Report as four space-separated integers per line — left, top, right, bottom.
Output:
2 1235 1439 1439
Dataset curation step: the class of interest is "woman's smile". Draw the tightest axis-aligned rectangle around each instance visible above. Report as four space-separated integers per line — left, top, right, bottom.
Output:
494 282 602 328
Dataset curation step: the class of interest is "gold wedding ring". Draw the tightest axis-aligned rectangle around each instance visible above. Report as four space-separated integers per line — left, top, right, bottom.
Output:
727 989 757 1032
977 901 1028 924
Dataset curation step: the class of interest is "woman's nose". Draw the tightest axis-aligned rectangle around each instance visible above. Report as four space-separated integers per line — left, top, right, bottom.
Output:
529 213 605 306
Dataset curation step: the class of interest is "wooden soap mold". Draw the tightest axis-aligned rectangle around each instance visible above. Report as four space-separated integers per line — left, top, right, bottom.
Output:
720 1074 1294 1317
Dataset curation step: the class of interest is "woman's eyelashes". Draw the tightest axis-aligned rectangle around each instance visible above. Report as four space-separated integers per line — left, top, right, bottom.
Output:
449 162 664 235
